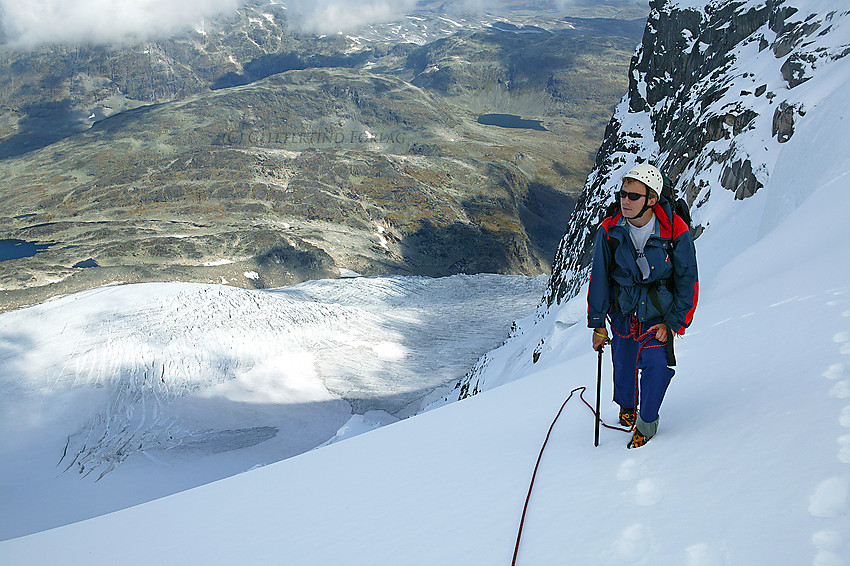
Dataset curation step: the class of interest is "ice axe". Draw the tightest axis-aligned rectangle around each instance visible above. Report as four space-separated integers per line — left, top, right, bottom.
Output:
594 339 609 447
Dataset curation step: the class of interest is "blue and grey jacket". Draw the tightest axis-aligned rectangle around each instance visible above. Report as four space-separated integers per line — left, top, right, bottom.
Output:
587 199 698 335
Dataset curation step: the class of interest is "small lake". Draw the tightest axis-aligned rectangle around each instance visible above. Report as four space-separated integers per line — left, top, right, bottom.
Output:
477 113 548 131
73 258 99 268
0 239 53 262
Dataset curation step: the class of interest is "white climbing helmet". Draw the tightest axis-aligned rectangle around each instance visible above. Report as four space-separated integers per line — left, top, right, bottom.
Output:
622 163 663 195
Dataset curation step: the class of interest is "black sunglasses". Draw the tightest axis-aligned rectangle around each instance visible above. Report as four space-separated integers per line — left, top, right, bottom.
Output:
618 189 646 201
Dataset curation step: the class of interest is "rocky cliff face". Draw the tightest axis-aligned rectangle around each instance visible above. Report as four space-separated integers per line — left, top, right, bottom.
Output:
438 0 850 403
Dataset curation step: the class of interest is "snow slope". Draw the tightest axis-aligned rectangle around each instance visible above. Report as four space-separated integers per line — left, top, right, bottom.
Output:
1 218 848 564
2 63 849 565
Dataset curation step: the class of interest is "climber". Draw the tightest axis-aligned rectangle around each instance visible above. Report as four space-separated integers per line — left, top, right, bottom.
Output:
588 163 698 448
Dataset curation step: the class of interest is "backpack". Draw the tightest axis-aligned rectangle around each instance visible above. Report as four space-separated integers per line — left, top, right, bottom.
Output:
662 175 692 230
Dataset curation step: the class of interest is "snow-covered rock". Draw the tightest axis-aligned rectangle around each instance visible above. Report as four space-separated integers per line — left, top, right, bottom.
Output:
550 0 850 305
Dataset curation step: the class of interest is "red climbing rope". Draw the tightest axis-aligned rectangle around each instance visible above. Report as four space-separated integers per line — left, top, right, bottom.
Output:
510 385 627 566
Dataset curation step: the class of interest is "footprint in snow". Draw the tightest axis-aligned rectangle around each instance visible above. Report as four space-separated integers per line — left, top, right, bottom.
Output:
835 330 850 355
839 435 850 465
823 363 847 381
635 477 663 506
812 530 845 566
827 339 850 389
684 542 726 566
615 523 651 562
617 458 638 482
808 477 849 518
829 381 850 399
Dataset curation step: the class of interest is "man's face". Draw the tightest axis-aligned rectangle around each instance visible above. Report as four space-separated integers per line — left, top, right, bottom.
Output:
619 178 649 217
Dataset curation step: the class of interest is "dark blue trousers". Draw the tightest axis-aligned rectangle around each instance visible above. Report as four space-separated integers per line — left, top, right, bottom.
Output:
610 314 674 426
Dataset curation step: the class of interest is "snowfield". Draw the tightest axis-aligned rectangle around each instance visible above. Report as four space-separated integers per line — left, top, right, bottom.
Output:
0 273 547 540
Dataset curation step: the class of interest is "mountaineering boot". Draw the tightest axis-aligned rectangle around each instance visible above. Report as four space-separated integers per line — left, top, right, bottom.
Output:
619 407 636 428
627 428 652 449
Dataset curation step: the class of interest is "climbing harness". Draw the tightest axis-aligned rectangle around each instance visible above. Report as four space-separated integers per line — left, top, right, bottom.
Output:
610 315 668 414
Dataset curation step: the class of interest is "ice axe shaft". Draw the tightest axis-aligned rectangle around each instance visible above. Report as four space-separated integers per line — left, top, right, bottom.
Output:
595 346 603 447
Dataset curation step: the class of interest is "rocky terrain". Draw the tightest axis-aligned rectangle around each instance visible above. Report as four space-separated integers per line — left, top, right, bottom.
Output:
0 0 645 312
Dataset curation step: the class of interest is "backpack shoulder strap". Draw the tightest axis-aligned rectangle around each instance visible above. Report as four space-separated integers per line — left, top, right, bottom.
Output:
602 210 621 253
